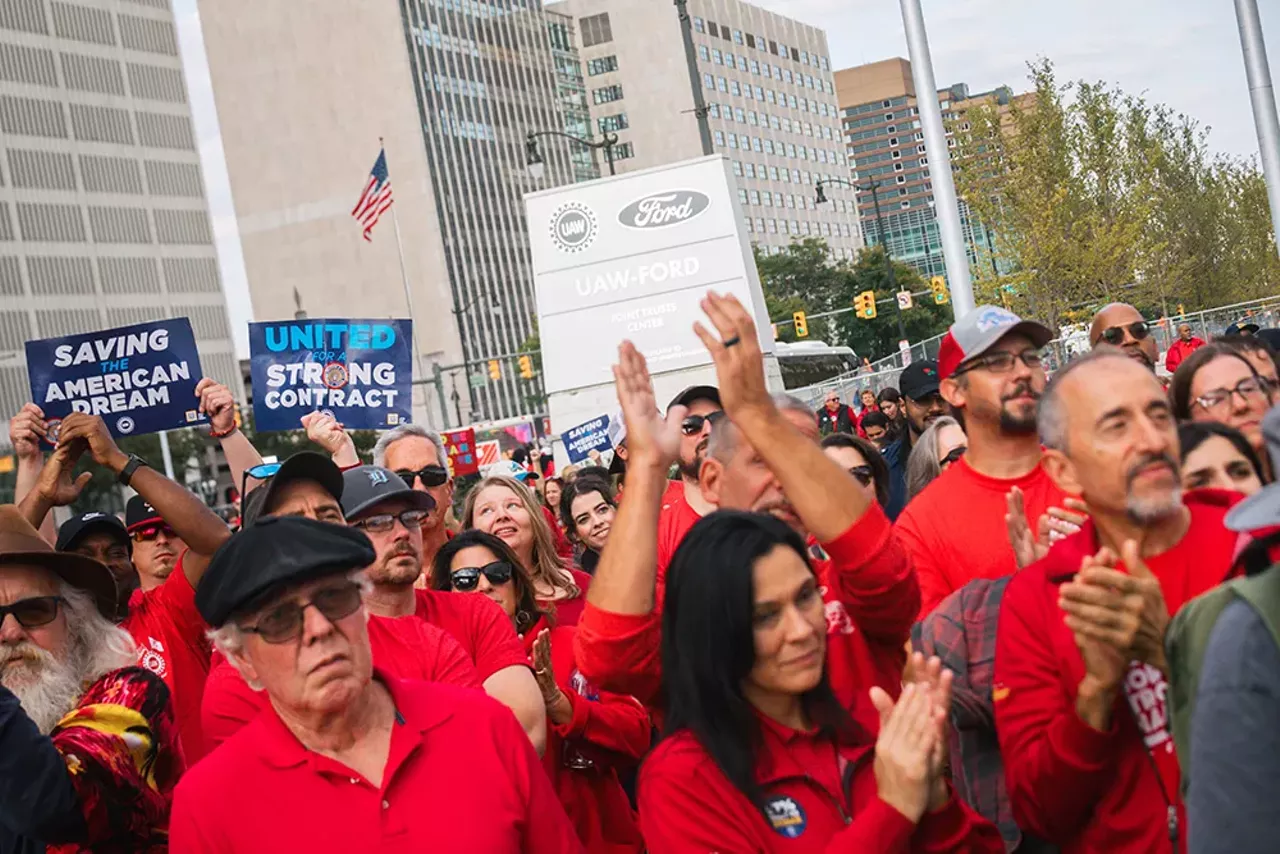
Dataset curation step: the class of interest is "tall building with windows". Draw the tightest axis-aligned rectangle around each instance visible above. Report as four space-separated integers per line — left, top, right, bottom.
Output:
198 0 589 425
544 0 861 259
833 58 1028 279
0 0 240 421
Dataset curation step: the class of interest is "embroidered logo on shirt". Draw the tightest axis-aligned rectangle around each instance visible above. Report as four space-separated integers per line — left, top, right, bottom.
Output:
138 637 168 678
764 796 807 838
570 668 600 702
823 598 855 636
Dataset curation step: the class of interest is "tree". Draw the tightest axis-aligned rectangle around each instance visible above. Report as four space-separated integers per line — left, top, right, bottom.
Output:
835 247 952 361
753 238 847 343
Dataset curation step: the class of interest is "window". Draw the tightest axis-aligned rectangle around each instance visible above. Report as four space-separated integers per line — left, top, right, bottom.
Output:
750 60 759 75
769 165 779 180
788 93 798 108
714 130 725 146
730 80 740 96
763 139 774 154
889 137 899 147
764 63 773 79
725 51 734 66
709 103 720 117
894 162 903 172
737 56 748 72
917 144 927 153
801 50 809 64
712 48 722 64
770 115 780 130
717 77 727 92
734 107 745 122
756 217 765 232
728 134 738 149
754 85 763 100
592 85 624 104
746 33 756 48
580 13 612 47
768 219 778 233
749 189 760 204
748 110 757 126
744 162 755 177
896 175 906 184
745 217 754 233
899 188 908 196
901 200 910 209
733 29 743 44
738 188 748 204
613 142 635 161
698 45 709 61
785 194 795 209
586 55 618 76
743 85 753 101
732 160 742 176
768 39 777 54
786 142 796 158
693 16 704 33
707 21 719 37
778 42 787 57
766 90 775 104
703 72 714 89
752 137 762 152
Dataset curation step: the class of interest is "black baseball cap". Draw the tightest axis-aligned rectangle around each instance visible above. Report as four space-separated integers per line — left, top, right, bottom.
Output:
898 360 941 401
56 511 131 554
340 465 436 521
124 495 163 532
241 452 345 527
196 516 375 627
667 385 722 412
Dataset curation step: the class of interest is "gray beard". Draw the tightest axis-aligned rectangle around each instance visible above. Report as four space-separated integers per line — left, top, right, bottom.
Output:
0 645 83 734
1127 487 1184 525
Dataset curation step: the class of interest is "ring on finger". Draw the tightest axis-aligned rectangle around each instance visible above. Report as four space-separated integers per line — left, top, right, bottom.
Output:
722 335 742 348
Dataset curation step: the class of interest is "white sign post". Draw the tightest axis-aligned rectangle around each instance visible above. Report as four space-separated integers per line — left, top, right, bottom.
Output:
525 155 781 459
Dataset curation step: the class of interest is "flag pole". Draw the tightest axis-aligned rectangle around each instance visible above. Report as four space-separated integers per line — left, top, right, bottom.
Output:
380 137 433 427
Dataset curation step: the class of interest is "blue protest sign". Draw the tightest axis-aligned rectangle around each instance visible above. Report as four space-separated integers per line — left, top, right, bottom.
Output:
25 318 206 438
248 318 412 432
561 414 612 464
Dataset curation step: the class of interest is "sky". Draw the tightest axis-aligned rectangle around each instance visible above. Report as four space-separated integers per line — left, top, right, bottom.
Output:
172 0 1279 358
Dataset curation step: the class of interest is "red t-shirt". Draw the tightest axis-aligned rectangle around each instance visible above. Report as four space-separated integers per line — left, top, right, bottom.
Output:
121 553 211 764
539 569 593 628
414 588 530 680
895 456 1072 619
660 479 684 506
201 614 482 752
655 494 703 608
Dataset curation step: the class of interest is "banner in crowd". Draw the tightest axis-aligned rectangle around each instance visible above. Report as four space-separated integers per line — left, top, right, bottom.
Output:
25 318 205 438
561 414 612 464
443 428 480 477
248 319 412 432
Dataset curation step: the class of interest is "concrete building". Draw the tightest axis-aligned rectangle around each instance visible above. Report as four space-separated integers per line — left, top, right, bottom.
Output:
544 0 861 259
0 0 240 421
198 0 591 426
834 57 1028 279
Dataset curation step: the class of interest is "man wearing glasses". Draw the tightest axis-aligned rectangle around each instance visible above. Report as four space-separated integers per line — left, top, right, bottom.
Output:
371 424 456 568
1089 303 1159 373
895 306 1074 619
655 386 723 584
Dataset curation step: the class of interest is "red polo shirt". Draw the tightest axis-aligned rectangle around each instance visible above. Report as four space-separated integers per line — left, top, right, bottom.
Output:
169 675 583 852
414 588 530 680
201 615 482 751
121 552 211 764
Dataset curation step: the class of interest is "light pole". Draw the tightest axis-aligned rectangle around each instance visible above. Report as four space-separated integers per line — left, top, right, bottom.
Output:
673 0 714 155
451 289 500 423
526 129 619 177
1235 0 1280 258
816 177 908 342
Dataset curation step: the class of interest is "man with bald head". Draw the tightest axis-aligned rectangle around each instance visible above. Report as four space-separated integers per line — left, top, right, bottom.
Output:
1164 322 1206 374
1089 303 1158 371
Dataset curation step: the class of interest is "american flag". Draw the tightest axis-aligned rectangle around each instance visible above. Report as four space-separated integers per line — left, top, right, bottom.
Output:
351 149 393 241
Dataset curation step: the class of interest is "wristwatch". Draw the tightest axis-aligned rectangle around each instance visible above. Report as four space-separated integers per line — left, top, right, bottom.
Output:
117 454 149 487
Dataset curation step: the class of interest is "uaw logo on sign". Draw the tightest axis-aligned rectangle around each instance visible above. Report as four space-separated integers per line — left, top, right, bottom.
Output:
764 796 807 838
549 201 598 253
617 190 711 230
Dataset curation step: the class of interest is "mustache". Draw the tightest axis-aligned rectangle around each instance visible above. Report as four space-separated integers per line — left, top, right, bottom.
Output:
757 499 798 518
0 642 50 670
1002 380 1041 403
1126 452 1179 485
387 541 420 558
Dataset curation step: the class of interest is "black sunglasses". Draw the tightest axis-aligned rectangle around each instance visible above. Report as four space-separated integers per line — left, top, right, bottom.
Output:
0 596 64 629
939 445 966 467
395 465 449 488
1100 320 1150 346
352 509 428 533
451 561 514 592
241 582 364 645
680 411 726 436
849 465 874 487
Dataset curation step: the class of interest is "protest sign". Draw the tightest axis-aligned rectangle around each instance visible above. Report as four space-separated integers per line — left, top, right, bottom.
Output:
561 414 612 464
443 428 479 477
248 319 412 432
25 318 205 438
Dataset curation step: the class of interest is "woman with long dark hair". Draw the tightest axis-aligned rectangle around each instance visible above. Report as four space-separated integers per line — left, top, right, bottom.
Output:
1170 344 1275 480
559 473 618 574
432 530 648 853
639 510 1001 851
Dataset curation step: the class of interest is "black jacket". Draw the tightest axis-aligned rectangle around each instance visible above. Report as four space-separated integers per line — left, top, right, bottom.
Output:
0 684 87 853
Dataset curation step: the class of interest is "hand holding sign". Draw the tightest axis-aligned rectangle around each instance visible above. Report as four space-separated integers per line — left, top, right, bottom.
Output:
9 403 47 460
196 378 237 435
34 439 91 508
58 413 127 475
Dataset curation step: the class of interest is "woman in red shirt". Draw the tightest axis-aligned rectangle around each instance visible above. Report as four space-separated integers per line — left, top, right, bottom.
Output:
431 530 649 853
639 510 1002 853
465 476 592 625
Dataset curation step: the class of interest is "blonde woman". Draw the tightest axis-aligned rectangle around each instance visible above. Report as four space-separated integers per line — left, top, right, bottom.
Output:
464 476 591 626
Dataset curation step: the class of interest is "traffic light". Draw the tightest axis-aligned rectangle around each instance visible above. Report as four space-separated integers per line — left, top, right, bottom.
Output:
854 290 877 320
792 310 809 338
1177 304 1186 317
930 276 949 305
487 359 501 381
518 354 534 379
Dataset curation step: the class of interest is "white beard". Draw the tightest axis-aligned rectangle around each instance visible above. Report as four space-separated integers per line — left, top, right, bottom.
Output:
0 643 82 735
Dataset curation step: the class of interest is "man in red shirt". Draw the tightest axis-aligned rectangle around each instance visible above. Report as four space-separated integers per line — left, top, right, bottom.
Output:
173 516 580 852
1164 323 1206 374
994 350 1243 854
653 386 721 575
895 305 1074 618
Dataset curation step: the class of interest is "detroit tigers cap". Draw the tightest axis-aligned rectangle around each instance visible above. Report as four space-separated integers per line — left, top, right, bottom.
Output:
936 305 1054 380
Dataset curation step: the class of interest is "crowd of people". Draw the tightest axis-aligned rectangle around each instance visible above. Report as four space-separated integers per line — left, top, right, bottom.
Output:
1 293 1279 852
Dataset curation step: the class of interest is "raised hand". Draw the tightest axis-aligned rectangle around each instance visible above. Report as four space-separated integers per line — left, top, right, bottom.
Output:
301 411 354 457
612 341 682 470
1005 487 1042 569
691 291 771 422
531 628 572 725
869 683 941 823
58 413 126 473
195 378 237 435
35 440 91 507
9 403 47 460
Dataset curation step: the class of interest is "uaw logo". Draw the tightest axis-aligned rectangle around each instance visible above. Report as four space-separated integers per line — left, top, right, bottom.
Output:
764 796 807 838
116 416 135 434
823 595 855 636
975 306 1019 333
367 468 390 487
549 201 598 253
322 362 349 390
44 418 61 444
138 637 168 678
617 190 710 230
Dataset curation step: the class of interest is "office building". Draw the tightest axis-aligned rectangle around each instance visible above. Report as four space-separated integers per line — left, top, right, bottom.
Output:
544 0 862 259
0 0 240 422
834 58 1029 278
199 0 591 425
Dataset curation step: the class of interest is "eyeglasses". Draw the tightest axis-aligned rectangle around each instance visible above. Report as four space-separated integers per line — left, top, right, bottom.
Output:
1100 321 1150 346
241 581 363 644
352 509 428 533
395 465 449 489
131 524 176 542
954 350 1043 376
680 411 726 436
0 596 64 629
1193 377 1272 413
848 465 874 487
939 445 967 467
450 561 514 592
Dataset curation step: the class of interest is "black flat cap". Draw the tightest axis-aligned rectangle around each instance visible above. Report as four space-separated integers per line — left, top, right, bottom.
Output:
196 515 375 627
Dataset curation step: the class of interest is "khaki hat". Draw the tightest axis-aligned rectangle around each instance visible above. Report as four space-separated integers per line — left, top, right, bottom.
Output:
0 505 118 618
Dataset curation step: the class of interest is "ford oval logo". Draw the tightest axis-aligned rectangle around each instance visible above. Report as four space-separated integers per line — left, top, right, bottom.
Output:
617 190 710 230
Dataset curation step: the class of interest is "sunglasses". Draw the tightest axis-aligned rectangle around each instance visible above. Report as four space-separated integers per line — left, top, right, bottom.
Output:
939 446 966 467
352 509 428 533
132 524 176 542
1100 321 1150 346
849 465 874 487
241 581 363 644
0 596 64 629
395 465 449 489
680 411 726 436
241 462 284 516
450 561 514 592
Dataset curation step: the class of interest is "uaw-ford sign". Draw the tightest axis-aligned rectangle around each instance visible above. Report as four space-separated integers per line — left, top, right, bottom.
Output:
618 190 711 230
525 155 774 400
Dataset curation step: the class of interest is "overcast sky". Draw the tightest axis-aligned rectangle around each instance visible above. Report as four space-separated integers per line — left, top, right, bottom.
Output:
174 0 1278 358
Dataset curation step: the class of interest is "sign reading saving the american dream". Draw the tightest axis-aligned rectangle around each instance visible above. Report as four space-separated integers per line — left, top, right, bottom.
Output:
561 414 612 464
525 155 775 395
248 319 412 432
25 318 206 439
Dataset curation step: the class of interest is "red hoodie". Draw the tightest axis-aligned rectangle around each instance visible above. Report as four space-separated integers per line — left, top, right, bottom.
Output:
993 489 1243 854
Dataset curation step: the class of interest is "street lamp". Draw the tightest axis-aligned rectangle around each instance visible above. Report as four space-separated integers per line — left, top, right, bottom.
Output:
451 289 502 423
525 129 620 177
